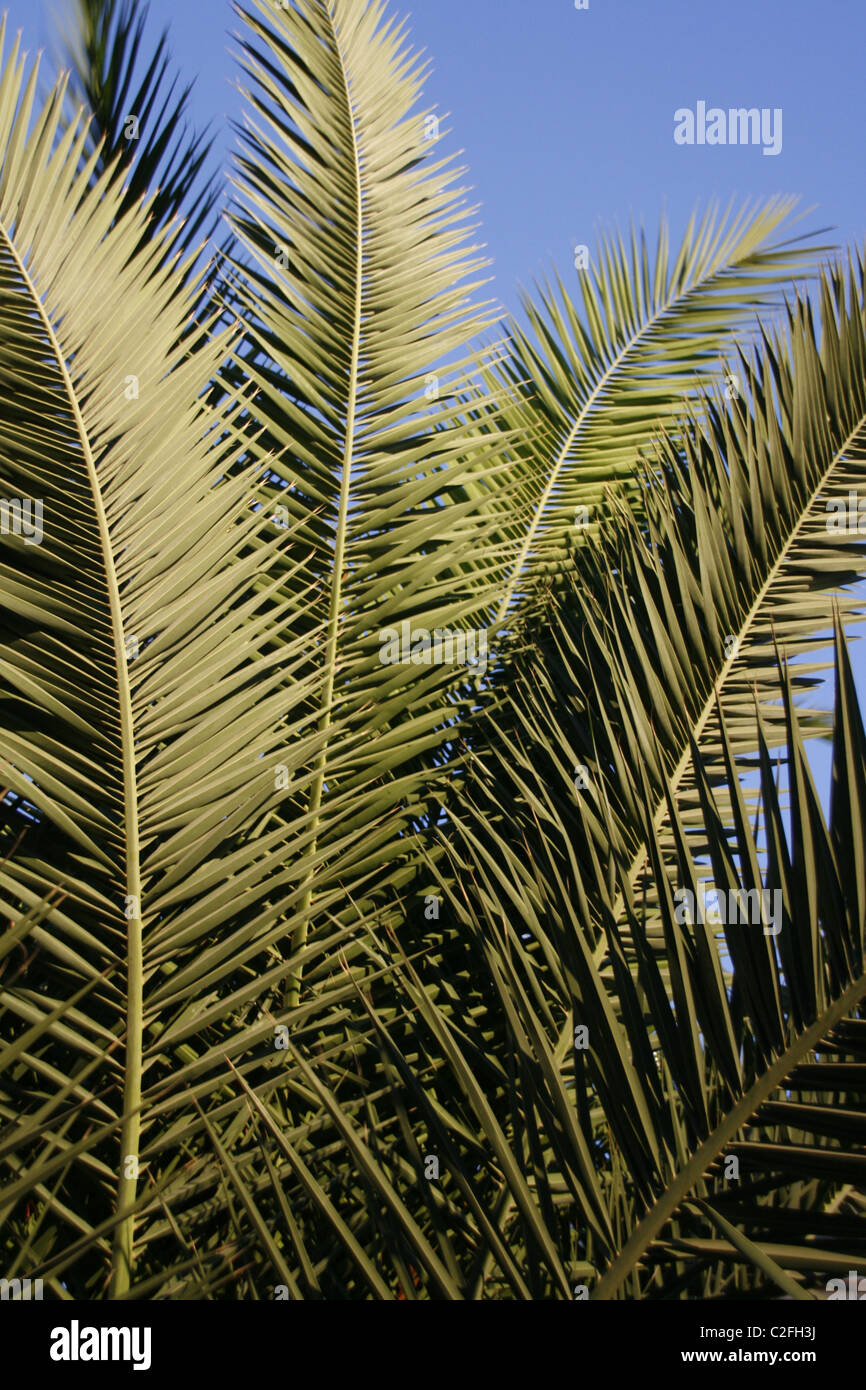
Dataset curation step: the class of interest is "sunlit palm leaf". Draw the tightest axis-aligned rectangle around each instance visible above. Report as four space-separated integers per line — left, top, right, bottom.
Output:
471 202 829 619
0 22 330 1295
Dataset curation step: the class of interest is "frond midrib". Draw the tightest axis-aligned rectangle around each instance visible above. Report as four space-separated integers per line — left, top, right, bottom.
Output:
610 409 866 947
594 968 866 1298
287 1 365 1005
495 251 785 624
0 215 144 1297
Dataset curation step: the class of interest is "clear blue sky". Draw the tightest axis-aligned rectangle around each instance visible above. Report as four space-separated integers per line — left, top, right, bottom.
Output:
7 0 866 796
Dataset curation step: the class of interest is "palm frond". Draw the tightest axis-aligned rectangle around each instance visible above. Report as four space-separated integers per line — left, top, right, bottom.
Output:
224 0 519 1003
60 0 221 258
0 22 322 1295
474 202 830 619
235 622 866 1299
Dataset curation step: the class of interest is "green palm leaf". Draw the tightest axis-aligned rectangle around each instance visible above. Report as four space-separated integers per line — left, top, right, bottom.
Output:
225 0 518 1004
245 622 866 1298
474 202 830 619
0 22 325 1295
2 0 865 1306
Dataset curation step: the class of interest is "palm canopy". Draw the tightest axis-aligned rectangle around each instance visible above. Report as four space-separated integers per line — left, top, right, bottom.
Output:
0 0 864 1302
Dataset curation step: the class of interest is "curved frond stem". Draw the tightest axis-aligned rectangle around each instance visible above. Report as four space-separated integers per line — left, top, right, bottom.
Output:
595 970 866 1299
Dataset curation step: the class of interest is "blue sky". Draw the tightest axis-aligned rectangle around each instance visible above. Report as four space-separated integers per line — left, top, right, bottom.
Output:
6 0 866 796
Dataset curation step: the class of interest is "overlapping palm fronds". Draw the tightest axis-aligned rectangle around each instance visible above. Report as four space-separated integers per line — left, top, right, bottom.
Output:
1 0 865 1303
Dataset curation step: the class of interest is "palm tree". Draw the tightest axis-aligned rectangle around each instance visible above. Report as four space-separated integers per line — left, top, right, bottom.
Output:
1 0 864 1299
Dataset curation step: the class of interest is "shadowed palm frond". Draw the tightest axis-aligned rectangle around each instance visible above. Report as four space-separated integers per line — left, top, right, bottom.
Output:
229 621 865 1299
60 0 221 258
